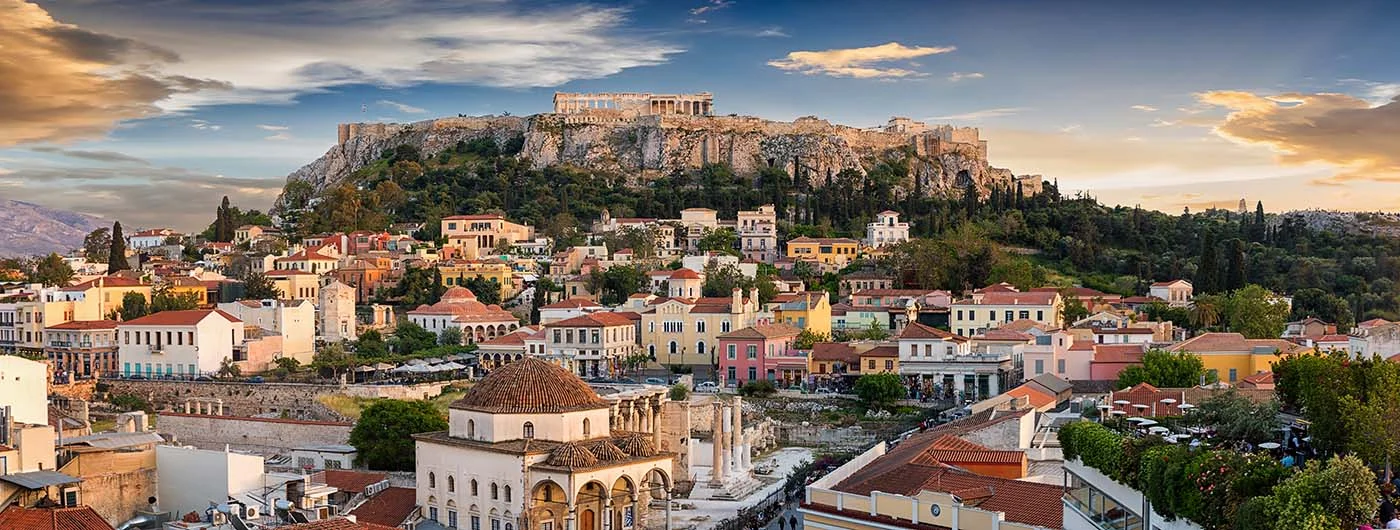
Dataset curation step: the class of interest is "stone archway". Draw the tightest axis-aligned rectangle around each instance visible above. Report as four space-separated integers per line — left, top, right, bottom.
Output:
611 476 637 530
575 481 609 530
530 480 568 530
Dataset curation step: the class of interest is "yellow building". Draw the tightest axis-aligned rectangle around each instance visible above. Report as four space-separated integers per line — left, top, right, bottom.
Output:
438 259 518 300
770 291 832 336
266 269 321 301
636 289 761 368
1167 332 1308 383
785 237 860 271
441 214 535 259
857 344 899 375
163 276 210 306
60 276 153 318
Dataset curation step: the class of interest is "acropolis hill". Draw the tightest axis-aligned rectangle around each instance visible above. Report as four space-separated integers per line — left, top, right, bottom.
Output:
281 92 1040 202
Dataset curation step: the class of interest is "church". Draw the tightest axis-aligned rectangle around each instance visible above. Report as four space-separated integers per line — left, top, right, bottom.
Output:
415 358 676 530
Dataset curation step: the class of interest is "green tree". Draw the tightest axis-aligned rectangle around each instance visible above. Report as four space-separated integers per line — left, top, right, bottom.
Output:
217 357 242 379
313 342 354 378
1116 349 1212 389
107 221 131 272
461 276 503 306
118 291 149 321
388 266 444 307
853 373 906 410
83 227 110 264
792 329 829 350
30 253 74 287
1060 290 1089 324
393 321 439 354
240 272 282 300
1193 390 1280 444
1197 231 1218 293
349 399 448 470
1223 284 1290 339
591 264 649 306
1225 238 1247 291
438 326 464 346
668 383 689 402
274 357 301 373
355 329 390 358
150 285 200 313
1190 294 1224 330
696 227 739 256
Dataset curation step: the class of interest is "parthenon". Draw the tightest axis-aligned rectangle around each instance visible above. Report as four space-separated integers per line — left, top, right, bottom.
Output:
553 92 714 117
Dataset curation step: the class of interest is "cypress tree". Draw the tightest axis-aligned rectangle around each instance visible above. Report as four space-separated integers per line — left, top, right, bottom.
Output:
1197 231 1218 293
1226 238 1247 290
108 221 130 272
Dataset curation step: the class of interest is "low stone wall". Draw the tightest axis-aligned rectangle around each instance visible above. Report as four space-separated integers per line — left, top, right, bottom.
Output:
51 379 98 401
103 379 462 421
778 424 878 450
158 413 353 455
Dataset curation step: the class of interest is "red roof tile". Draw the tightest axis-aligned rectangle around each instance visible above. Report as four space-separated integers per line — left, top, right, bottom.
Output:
547 312 635 327
120 309 240 327
61 276 148 291
46 320 119 330
810 342 859 362
860 345 899 358
540 298 602 309
899 322 968 342
959 291 1059 306
451 357 608 414
668 268 701 280
322 470 387 494
719 323 802 340
346 486 420 528
0 505 116 530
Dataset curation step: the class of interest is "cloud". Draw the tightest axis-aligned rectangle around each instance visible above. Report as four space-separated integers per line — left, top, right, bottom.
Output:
257 124 289 131
28 146 149 165
754 26 789 38
189 119 221 131
768 42 955 79
1196 89 1400 184
1149 118 1177 127
0 0 229 146
930 107 1026 121
1059 124 1082 133
377 100 428 114
948 72 984 82
257 124 292 141
0 1 683 144
689 0 734 16
1130 105 1158 112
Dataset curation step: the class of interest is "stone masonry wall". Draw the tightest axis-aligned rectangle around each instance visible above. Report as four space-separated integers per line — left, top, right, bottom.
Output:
158 413 353 455
104 379 457 421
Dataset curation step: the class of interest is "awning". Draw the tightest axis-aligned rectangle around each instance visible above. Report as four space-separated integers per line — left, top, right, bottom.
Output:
0 470 81 489
59 431 163 449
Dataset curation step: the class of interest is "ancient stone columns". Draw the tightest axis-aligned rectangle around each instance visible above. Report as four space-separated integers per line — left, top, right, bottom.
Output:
709 396 751 485
710 401 726 485
182 398 223 415
731 397 745 474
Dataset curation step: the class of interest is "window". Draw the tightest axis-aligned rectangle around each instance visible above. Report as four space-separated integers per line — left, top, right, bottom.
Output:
1019 310 1029 320
727 344 736 360
746 345 757 359
1229 368 1237 382
448 476 455 493
430 472 437 489
493 520 501 530
668 341 678 355
727 366 736 382
721 320 731 333
471 515 480 530
523 422 534 439
1034 359 1044 374
747 367 756 381
697 341 706 356
504 486 511 502
1036 310 1044 321
492 483 499 500
697 321 706 333
1004 310 1013 322
471 480 479 496
867 359 875 370
468 419 475 438
1058 359 1066 374
956 310 963 320
430 507 439 522
583 418 591 437
885 360 893 371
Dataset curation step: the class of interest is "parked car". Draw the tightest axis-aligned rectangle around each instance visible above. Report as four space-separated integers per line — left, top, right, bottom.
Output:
644 377 667 385
248 376 265 383
194 376 213 382
695 381 719 393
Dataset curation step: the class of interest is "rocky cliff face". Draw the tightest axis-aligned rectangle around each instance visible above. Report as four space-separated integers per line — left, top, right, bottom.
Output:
276 113 1036 209
0 199 108 257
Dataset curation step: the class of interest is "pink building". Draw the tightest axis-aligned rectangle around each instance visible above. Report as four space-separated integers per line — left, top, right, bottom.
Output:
717 323 804 387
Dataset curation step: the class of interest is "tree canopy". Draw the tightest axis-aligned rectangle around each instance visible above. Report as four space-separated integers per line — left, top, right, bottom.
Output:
853 373 906 409
349 399 448 471
1116 349 1213 389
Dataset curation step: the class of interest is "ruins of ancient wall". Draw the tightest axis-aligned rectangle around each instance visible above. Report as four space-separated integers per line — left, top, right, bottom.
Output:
157 412 353 454
104 379 457 421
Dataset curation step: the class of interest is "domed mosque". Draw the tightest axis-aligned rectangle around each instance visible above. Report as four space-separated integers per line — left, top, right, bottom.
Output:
414 358 675 530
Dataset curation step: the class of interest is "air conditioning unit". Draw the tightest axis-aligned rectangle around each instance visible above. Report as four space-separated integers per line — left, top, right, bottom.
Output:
211 512 227 525
245 507 260 518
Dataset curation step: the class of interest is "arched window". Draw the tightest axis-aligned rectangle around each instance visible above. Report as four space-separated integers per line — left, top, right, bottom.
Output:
668 341 678 355
448 476 456 493
648 344 656 359
504 486 512 502
696 341 706 357
523 422 535 439
468 419 475 438
583 418 591 437
471 479 479 496
491 483 499 500
429 472 437 489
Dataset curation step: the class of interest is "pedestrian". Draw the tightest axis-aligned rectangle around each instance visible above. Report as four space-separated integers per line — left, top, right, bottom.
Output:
1381 500 1400 529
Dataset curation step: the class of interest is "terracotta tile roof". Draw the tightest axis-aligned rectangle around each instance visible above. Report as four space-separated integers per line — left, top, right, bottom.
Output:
540 298 602 309
977 329 1032 341
0 505 116 530
787 236 859 244
810 342 859 362
321 470 387 494
958 291 1059 306
852 289 944 297
548 441 600 468
478 330 531 346
719 323 802 340
61 276 148 291
861 345 899 358
972 282 1018 293
120 309 240 327
547 312 635 328
266 269 316 276
1092 344 1147 363
668 268 701 280
1240 371 1275 385
1359 318 1391 327
841 270 892 280
1168 332 1307 355
1150 280 1190 287
345 487 419 527
278 249 337 262
999 319 1048 332
1093 327 1155 334
613 432 658 457
899 322 968 342
443 214 506 220
452 357 608 414
1317 334 1350 342
1003 385 1056 409
46 320 119 330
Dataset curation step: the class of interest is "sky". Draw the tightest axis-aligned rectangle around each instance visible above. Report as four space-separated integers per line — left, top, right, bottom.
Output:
3 0 1400 231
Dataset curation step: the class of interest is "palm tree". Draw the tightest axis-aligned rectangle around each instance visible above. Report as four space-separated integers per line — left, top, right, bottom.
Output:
1190 295 1222 330
217 357 242 379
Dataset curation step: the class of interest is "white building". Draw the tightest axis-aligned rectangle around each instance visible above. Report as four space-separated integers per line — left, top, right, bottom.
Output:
950 291 1063 338
156 445 341 522
0 356 48 425
118 309 244 378
319 278 358 343
1148 280 1194 308
217 299 316 364
538 298 605 325
736 205 778 262
128 228 176 249
864 210 910 248
407 286 520 344
414 358 675 530
897 322 1016 401
543 312 638 378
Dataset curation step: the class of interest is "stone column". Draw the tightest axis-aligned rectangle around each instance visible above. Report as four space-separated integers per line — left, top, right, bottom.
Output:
731 397 744 473
650 399 662 446
710 402 726 485
216 399 224 416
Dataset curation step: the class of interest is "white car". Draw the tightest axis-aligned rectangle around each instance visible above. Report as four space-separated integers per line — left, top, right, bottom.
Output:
695 381 719 393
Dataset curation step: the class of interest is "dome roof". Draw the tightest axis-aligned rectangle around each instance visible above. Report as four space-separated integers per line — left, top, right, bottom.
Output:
548 442 598 468
669 268 701 280
451 357 608 414
613 433 658 457
586 440 629 462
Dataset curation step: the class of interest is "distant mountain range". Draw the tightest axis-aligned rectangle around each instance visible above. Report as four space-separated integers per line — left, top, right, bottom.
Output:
0 199 108 258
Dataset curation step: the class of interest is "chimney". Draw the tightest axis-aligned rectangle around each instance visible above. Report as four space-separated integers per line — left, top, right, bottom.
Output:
731 288 742 312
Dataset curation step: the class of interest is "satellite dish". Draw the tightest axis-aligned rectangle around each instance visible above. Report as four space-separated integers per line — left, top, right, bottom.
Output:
275 499 293 510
